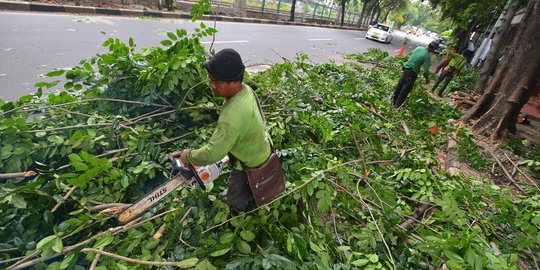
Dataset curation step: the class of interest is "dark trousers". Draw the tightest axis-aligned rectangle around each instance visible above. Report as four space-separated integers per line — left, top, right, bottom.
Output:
431 73 453 96
392 68 418 108
226 169 254 212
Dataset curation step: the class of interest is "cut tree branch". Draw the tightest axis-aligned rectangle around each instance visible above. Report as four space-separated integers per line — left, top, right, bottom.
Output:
0 171 36 179
9 207 190 270
81 248 187 267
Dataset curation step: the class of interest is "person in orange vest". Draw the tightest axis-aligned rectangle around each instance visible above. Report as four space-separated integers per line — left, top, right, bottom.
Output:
431 49 473 96
435 47 457 75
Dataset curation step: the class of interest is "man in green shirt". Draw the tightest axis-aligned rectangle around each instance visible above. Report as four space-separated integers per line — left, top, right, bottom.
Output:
176 48 271 212
391 41 439 108
431 49 471 96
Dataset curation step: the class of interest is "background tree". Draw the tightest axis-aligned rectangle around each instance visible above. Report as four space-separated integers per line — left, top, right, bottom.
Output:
461 0 540 140
390 12 405 27
356 0 373 26
473 0 523 94
290 0 297 21
378 0 407 23
391 1 450 32
164 0 174 10
427 0 507 50
334 0 350 26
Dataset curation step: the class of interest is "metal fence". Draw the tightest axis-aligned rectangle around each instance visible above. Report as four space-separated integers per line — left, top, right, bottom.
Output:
209 0 361 25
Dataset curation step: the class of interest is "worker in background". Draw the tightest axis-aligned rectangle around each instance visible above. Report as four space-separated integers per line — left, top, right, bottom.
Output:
391 41 440 108
431 49 473 97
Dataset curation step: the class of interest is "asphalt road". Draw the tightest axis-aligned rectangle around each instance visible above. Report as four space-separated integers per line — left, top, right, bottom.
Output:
0 11 428 101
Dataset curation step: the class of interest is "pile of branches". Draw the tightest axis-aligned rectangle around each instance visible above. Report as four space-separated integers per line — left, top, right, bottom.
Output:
1 32 539 270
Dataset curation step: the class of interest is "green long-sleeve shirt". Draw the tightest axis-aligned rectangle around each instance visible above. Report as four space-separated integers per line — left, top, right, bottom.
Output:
403 46 431 79
185 84 271 170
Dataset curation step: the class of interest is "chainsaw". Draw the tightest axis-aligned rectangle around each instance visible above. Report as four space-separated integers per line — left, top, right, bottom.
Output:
117 153 229 223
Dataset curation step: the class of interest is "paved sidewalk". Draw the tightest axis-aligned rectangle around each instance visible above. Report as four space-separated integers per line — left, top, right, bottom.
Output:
0 0 363 31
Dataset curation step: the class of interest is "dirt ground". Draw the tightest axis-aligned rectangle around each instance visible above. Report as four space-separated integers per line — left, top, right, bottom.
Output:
516 118 540 145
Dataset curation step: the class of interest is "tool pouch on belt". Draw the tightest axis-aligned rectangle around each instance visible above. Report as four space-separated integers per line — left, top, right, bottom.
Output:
244 151 285 206
445 66 456 76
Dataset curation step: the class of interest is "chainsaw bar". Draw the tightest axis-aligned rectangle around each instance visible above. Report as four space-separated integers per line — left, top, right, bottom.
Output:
117 175 187 223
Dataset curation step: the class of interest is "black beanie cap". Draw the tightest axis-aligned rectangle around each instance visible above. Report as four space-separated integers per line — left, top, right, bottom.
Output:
203 48 245 82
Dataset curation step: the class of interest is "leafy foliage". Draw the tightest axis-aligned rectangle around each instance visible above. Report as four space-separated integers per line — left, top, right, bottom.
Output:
1 30 538 270
444 68 479 94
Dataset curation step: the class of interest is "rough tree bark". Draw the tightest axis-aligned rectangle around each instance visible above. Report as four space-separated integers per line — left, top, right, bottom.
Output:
233 0 247 17
290 0 297 22
462 0 540 140
164 0 174 10
474 0 523 94
340 0 346 26
358 0 369 28
455 19 478 52
369 2 379 25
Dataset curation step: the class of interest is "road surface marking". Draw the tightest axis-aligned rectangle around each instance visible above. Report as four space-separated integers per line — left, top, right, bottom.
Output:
308 38 333 41
201 40 249 44
354 38 366 40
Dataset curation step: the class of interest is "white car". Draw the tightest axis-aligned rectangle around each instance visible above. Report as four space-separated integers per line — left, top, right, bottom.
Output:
366 24 394 43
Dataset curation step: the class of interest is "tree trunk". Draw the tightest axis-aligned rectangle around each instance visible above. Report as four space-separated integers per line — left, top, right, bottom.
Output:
365 2 374 26
455 19 478 52
474 0 522 94
358 0 368 28
381 7 393 23
233 0 247 17
340 1 346 26
290 0 297 22
164 0 173 10
463 0 540 140
369 2 379 25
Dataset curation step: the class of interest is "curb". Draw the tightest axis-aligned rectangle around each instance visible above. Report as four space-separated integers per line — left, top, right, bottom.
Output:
0 0 364 31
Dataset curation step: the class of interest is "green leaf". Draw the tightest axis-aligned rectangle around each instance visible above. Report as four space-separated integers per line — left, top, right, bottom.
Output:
36 235 57 250
35 82 48 88
60 252 76 269
161 40 173 46
176 29 187 37
194 260 217 270
219 232 235 244
177 257 199 268
46 70 66 77
236 240 251 254
121 175 129 188
52 237 63 253
48 135 65 145
167 32 177 40
367 254 379 263
0 144 13 159
447 260 467 270
444 250 464 262
10 194 27 209
209 248 230 257
129 37 134 47
83 62 93 71
239 230 255 242
68 153 83 163
93 232 114 249
309 241 323 253
351 259 369 266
